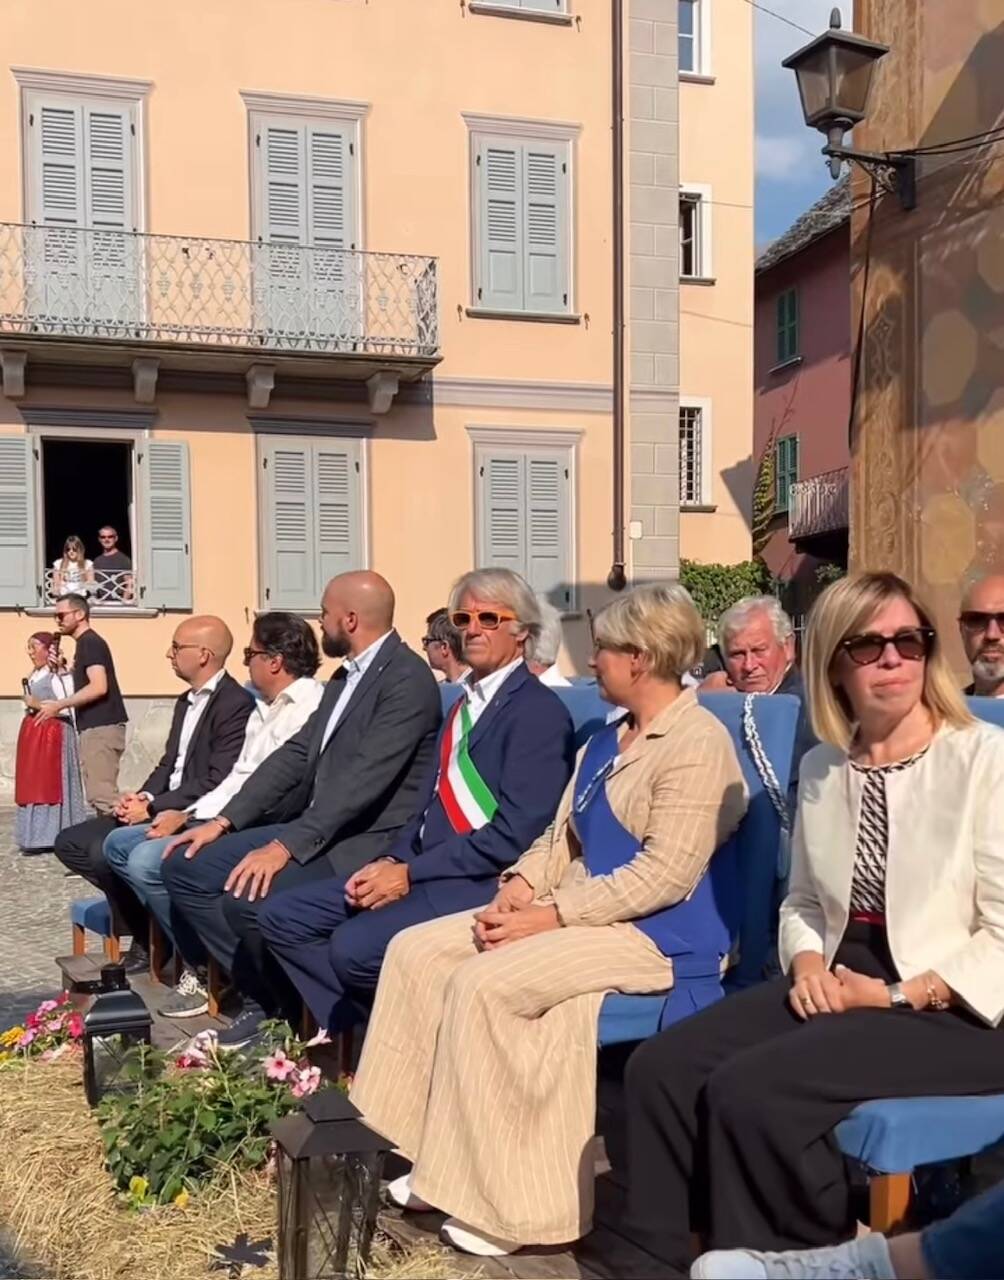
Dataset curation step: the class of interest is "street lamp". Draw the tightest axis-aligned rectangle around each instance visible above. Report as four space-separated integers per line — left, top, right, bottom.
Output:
783 7 915 209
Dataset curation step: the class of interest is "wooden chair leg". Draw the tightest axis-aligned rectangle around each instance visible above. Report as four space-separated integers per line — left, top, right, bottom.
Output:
299 1003 317 1042
207 957 223 1019
148 919 169 984
338 1028 355 1077
72 923 85 957
869 1173 912 1233
104 935 122 964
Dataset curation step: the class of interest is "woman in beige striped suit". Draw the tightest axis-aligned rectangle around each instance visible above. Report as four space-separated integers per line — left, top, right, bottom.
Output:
349 582 748 1257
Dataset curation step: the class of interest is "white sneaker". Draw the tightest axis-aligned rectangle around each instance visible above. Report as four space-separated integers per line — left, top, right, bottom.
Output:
440 1217 521 1257
385 1173 435 1213
691 1233 896 1280
159 968 209 1019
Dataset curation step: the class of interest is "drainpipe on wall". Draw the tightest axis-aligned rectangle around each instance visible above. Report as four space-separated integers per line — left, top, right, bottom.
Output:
608 0 627 592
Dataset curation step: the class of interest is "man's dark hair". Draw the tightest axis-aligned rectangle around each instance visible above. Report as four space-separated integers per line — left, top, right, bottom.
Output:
62 593 91 619
425 607 463 661
252 612 321 678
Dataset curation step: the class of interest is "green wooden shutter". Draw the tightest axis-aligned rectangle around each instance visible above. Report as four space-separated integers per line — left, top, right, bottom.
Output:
140 440 192 610
83 103 137 326
0 436 39 608
480 452 526 572
775 435 799 513
776 288 799 363
477 140 524 311
315 440 362 583
261 439 317 611
526 452 571 606
523 143 568 314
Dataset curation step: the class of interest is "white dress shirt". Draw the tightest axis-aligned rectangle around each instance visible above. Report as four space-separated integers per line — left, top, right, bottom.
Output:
166 669 226 791
190 676 325 819
320 631 394 751
538 662 572 688
462 657 523 729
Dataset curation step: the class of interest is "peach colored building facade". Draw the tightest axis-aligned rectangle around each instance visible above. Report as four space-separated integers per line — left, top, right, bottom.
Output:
0 0 741 794
677 0 755 565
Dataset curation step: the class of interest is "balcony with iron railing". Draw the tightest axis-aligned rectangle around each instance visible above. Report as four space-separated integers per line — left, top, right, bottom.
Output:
46 568 136 609
0 223 440 405
788 467 850 542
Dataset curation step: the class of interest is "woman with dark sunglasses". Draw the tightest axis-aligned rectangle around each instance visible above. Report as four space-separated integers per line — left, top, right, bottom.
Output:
623 571 1004 1278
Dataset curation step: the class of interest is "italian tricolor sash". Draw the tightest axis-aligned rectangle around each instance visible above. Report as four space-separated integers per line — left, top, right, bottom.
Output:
436 698 499 834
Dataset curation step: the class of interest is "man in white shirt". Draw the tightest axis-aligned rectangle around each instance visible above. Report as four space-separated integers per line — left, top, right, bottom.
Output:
103 613 324 1016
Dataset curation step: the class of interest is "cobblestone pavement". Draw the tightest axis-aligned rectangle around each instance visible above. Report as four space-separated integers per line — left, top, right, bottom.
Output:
0 808 80 1031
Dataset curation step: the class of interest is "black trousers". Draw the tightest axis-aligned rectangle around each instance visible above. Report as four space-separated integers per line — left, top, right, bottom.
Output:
53 816 150 943
624 925 1004 1270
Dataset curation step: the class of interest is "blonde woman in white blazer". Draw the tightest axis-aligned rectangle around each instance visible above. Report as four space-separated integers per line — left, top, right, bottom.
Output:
623 571 1004 1276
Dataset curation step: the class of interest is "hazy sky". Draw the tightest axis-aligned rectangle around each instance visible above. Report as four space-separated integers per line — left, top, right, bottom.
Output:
754 0 841 247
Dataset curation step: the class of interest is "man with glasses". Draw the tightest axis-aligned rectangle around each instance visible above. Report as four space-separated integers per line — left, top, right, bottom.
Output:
102 613 325 1016
958 575 1004 697
34 593 127 815
422 607 470 684
92 526 133 604
54 616 253 973
257 567 576 1045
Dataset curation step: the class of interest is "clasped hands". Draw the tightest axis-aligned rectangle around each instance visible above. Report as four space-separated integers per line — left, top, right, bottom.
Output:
789 961 891 1020
472 874 559 951
114 792 153 825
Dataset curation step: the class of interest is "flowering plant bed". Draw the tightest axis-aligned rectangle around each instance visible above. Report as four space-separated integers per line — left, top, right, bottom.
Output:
0 991 84 1063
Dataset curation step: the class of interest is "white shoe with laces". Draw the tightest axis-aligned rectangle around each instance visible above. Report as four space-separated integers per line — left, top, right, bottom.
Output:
440 1217 521 1257
384 1173 435 1213
690 1233 896 1280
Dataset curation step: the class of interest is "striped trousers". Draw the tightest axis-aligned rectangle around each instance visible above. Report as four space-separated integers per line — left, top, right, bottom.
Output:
350 886 671 1245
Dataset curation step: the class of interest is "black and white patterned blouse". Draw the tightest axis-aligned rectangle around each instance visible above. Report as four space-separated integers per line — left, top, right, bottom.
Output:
848 747 931 916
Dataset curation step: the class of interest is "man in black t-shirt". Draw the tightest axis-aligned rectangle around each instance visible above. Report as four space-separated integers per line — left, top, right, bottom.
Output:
35 593 128 815
93 526 133 604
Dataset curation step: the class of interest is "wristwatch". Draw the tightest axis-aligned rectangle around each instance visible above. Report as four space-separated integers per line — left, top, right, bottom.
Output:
886 982 911 1010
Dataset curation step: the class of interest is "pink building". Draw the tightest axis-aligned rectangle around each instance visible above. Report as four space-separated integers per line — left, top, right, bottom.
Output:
754 181 851 612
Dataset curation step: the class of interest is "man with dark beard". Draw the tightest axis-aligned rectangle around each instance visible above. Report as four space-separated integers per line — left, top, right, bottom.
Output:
161 572 441 1047
959 575 1004 698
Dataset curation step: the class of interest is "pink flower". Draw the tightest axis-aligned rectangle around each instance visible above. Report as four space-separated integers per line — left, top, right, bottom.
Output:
24 1013 39 1031
175 1047 209 1070
68 1014 84 1040
37 1000 59 1016
290 1065 322 1098
17 1028 37 1048
45 1015 67 1034
264 1049 297 1082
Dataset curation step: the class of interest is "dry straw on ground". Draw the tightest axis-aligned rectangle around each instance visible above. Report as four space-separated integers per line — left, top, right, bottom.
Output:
0 1056 464 1280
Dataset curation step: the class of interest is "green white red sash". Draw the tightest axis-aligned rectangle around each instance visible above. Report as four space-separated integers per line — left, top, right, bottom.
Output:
436 698 499 834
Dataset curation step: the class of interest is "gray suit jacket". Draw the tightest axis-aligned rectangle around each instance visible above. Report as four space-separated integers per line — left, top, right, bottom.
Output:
220 632 442 874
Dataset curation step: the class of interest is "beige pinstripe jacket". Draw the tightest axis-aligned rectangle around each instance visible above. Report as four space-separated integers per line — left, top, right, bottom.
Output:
509 688 748 928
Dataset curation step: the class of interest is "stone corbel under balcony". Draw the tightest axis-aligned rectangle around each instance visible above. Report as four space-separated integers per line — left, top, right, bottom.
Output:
1 349 27 398
246 364 276 409
131 357 159 404
367 370 400 415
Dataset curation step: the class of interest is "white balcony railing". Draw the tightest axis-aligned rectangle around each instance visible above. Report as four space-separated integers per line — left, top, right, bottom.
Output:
46 568 136 608
788 467 849 541
0 223 439 359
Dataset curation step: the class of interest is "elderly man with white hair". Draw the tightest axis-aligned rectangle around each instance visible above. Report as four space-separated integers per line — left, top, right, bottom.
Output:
526 597 573 686
259 567 576 1039
715 595 799 697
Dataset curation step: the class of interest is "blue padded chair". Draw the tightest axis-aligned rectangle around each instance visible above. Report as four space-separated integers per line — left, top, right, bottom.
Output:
439 680 609 749
70 895 122 962
598 692 802 1046
834 695 1004 1229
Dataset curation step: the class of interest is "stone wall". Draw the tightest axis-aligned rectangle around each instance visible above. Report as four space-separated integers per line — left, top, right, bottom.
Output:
0 697 176 804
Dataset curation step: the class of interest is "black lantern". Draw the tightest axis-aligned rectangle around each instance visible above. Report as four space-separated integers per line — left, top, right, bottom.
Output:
82 962 153 1107
783 7 914 206
271 1089 391 1280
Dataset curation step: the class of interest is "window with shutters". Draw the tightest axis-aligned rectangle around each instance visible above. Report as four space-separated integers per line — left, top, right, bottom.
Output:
257 433 365 611
776 287 799 364
248 109 361 342
21 85 142 330
775 434 799 514
0 425 192 612
470 127 573 316
471 433 577 609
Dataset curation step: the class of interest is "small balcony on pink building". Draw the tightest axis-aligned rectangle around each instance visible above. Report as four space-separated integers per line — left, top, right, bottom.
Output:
788 467 849 545
0 222 440 408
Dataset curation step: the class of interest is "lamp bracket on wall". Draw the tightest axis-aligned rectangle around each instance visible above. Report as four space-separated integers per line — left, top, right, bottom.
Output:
822 143 916 210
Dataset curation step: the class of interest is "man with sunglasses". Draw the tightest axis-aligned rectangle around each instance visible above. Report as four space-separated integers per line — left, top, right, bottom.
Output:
258 567 576 1043
958 575 1004 697
422 608 470 684
53 616 253 974
101 613 325 1016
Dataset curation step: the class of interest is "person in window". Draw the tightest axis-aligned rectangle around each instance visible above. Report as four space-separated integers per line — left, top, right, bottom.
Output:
347 582 746 1258
258 569 575 1051
623 572 1004 1275
92 526 134 605
52 535 95 601
421 607 470 684
15 630 86 854
525 597 573 687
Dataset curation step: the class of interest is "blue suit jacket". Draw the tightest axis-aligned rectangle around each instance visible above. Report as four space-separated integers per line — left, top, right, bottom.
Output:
390 662 576 912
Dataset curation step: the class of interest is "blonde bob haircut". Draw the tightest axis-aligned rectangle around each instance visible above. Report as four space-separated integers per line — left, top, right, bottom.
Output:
804 571 973 750
593 582 704 682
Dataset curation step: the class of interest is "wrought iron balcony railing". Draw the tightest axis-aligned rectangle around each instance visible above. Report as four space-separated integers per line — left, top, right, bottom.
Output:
0 222 439 359
47 568 136 608
789 467 849 541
